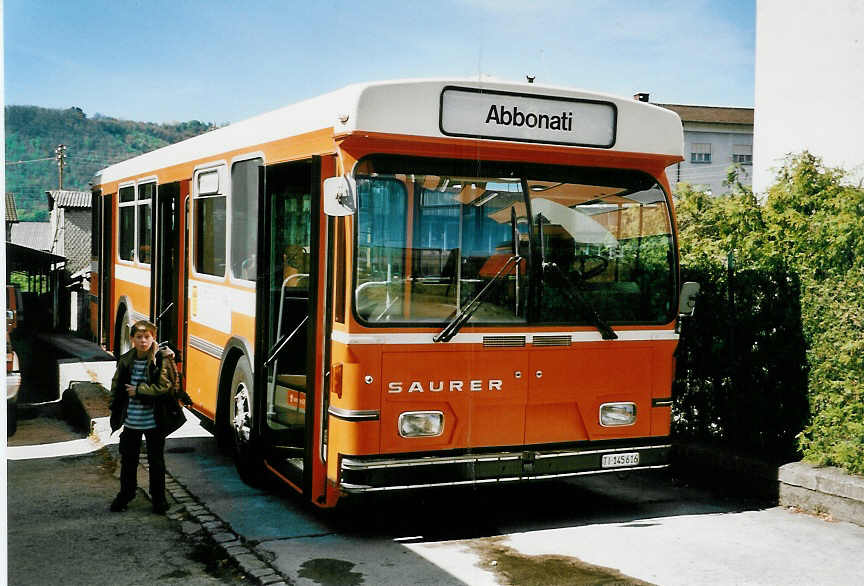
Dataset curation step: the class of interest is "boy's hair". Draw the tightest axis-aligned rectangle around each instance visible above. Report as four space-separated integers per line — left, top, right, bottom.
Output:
130 320 157 337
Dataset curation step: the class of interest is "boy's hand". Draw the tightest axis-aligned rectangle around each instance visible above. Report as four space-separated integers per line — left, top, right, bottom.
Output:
125 384 136 397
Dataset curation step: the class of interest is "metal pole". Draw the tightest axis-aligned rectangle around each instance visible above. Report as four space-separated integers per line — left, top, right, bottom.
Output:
727 250 736 426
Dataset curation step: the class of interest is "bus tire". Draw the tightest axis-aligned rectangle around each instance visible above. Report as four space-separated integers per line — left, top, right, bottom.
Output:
228 357 265 486
114 308 131 356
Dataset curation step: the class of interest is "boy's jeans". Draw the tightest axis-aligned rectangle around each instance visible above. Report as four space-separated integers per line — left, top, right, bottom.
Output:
118 427 166 506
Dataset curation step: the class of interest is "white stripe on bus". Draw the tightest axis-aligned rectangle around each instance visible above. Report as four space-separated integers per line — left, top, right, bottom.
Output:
330 329 678 345
114 264 150 286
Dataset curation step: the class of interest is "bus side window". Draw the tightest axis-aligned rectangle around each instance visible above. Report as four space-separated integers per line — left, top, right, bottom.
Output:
137 182 154 265
230 158 262 281
118 186 135 261
193 169 227 277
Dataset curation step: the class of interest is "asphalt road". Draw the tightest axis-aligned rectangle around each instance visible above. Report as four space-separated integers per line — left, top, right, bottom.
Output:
8 407 864 585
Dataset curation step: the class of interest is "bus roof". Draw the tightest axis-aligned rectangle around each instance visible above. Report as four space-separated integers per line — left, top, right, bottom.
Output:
94 79 683 185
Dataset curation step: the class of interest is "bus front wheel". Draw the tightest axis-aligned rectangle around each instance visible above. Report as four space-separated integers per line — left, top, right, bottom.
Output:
228 357 265 486
115 309 132 356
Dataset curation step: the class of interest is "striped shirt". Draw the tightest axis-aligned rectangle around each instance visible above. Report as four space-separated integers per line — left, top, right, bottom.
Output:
124 358 156 430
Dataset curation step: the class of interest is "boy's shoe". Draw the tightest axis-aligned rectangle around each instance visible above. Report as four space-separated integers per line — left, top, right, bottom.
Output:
152 501 169 515
110 495 131 512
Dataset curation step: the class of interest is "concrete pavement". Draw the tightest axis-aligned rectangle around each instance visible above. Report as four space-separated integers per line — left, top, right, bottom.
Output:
59 381 864 585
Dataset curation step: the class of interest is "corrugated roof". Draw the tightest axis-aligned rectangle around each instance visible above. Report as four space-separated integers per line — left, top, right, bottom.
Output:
47 190 91 209
657 104 754 125
6 242 66 273
6 192 19 223
10 222 53 251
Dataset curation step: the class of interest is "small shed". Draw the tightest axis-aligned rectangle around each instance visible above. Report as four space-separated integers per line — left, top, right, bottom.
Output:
5 241 66 331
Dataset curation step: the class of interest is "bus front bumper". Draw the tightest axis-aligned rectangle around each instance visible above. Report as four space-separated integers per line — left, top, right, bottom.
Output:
339 438 671 493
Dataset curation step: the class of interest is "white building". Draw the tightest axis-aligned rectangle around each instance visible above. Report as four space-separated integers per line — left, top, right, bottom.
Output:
653 100 754 196
754 0 864 193
46 190 92 334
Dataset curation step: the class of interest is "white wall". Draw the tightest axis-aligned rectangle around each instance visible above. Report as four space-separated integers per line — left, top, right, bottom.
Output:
668 128 753 196
754 0 864 193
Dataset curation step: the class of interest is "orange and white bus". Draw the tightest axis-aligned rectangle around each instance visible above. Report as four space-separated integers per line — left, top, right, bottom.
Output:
90 79 697 507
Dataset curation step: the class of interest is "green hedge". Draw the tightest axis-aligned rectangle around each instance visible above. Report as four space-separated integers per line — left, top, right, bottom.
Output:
796 272 864 472
673 154 864 473
673 261 810 462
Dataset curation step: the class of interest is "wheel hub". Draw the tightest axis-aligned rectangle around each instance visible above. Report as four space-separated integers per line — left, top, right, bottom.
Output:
119 320 131 354
232 383 252 443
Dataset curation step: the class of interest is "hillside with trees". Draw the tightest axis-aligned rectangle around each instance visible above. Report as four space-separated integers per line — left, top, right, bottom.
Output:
5 105 216 221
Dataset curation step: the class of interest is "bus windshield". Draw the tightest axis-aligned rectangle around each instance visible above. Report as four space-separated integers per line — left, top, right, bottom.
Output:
354 155 676 327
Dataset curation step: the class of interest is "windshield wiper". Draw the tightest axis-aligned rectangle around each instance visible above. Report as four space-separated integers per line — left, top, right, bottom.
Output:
433 255 522 343
543 262 618 340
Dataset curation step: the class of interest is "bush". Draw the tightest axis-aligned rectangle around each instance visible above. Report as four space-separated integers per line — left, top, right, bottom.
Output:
797 272 864 473
673 153 864 472
673 226 809 462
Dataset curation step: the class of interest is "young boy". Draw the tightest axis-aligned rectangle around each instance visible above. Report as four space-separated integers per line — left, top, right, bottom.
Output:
108 320 177 514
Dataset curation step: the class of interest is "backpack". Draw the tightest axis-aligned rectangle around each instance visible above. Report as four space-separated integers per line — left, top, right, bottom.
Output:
157 345 191 437
159 342 192 406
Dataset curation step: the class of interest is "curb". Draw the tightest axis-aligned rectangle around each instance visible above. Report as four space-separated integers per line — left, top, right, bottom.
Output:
145 459 291 586
71 382 291 586
60 383 100 433
779 461 864 526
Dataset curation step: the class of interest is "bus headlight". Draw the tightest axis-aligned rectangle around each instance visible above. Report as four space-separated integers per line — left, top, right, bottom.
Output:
398 411 444 437
599 402 636 427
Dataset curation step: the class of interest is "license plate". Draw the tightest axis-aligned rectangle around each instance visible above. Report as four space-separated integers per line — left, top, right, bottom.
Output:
601 452 640 468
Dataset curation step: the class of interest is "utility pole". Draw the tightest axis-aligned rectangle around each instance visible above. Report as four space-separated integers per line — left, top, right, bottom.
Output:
55 144 67 189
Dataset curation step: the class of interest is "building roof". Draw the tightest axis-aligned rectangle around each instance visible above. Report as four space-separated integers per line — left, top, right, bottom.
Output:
6 242 66 275
10 222 53 251
47 190 91 210
656 104 754 126
6 193 19 224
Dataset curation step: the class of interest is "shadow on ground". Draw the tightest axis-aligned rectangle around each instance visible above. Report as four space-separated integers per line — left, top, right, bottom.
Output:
322 469 772 542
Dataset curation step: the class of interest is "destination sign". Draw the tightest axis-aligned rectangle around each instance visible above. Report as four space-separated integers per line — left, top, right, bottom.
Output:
440 86 616 147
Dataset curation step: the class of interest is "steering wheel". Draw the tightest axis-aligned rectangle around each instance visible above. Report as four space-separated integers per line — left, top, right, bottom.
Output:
571 254 609 280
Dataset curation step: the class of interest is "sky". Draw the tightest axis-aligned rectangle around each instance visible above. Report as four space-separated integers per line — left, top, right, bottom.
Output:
4 0 755 125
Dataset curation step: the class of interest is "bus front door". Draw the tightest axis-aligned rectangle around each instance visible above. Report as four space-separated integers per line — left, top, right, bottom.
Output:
257 159 320 491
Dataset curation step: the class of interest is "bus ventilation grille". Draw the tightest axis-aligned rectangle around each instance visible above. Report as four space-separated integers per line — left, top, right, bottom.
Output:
532 335 572 347
483 336 526 347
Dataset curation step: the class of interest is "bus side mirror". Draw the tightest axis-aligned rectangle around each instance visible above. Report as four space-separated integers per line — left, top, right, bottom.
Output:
678 281 700 316
323 176 356 217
